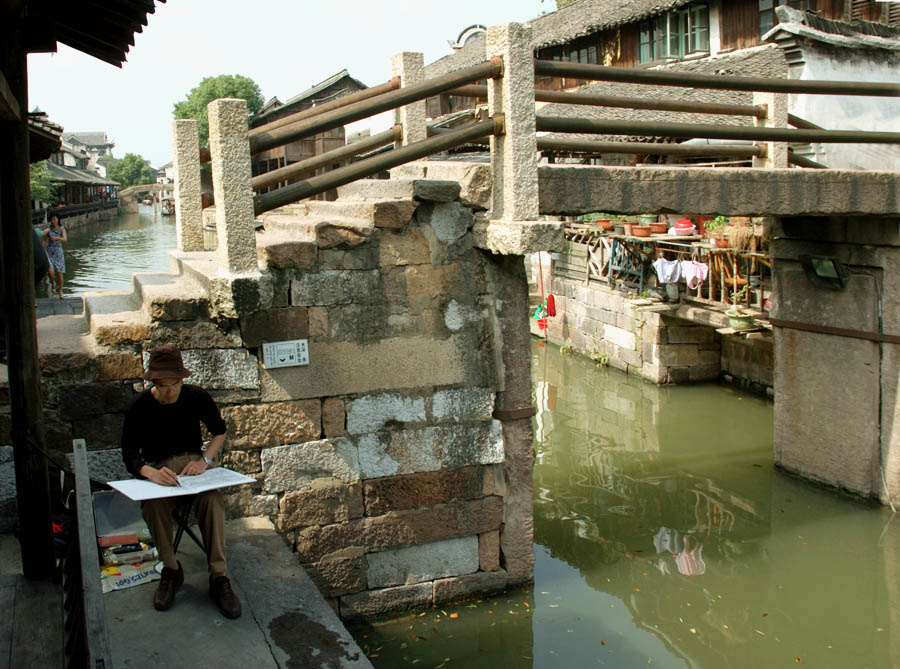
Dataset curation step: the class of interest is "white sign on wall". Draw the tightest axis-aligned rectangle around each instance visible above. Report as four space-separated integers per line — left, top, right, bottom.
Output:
262 339 309 369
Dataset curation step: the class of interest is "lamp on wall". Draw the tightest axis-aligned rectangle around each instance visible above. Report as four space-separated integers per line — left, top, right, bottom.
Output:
798 254 849 290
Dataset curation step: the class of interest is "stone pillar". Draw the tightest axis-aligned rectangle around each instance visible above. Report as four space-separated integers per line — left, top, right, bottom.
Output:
753 92 789 169
172 119 204 252
486 22 538 222
484 254 535 584
391 52 427 147
207 98 258 275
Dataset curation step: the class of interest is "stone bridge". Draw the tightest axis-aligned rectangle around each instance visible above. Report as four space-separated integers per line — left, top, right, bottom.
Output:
19 21 900 627
118 182 172 212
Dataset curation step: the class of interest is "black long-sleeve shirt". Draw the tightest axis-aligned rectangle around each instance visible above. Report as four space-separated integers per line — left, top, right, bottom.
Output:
121 384 227 478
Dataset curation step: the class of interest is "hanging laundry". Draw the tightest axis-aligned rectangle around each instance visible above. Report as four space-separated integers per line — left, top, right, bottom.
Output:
652 258 681 284
675 535 706 576
546 294 556 317
680 259 709 290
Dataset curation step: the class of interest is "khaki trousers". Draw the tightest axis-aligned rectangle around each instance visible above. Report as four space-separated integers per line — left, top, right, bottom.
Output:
141 453 227 577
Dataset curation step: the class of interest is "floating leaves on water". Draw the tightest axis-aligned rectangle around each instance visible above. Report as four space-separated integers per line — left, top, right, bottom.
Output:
441 610 448 616
755 630 766 636
487 610 493 615
524 601 530 608
795 657 802 663
762 613 768 617
690 629 697 635
601 640 606 646
450 613 459 619
548 604 559 608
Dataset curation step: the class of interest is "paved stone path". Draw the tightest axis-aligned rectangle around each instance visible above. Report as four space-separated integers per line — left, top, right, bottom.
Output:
35 296 83 319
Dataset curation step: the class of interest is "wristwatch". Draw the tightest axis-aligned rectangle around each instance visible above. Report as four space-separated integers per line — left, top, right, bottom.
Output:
203 456 212 465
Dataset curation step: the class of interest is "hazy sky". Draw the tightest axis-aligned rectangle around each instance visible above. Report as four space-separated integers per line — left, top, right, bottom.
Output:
27 0 549 167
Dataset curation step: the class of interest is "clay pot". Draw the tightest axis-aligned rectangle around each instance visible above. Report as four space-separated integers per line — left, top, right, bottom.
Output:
598 220 614 231
715 237 729 248
633 226 651 237
649 223 668 234
623 222 635 236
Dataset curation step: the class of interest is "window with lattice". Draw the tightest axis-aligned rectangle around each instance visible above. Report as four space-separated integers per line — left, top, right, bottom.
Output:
638 3 709 63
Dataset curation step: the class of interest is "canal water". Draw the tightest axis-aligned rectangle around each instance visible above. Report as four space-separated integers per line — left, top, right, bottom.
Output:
37 206 175 298
53 211 899 667
349 342 900 668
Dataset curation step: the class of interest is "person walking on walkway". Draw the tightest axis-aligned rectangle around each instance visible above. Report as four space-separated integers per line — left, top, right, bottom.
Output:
44 214 67 299
120 345 242 619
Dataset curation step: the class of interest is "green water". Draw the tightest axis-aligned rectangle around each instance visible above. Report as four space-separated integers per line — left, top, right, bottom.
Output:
38 206 176 297
350 340 900 668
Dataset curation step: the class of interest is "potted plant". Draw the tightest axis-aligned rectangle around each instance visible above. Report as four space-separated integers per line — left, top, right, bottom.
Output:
705 215 729 247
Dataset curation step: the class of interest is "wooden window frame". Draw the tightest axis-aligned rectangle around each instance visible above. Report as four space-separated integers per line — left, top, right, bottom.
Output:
638 3 709 64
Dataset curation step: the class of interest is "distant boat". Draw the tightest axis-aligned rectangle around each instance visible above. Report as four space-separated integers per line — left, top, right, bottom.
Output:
160 198 175 216
141 197 153 205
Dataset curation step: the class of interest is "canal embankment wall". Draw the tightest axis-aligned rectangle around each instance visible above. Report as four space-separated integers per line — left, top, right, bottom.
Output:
532 255 774 394
2 174 536 620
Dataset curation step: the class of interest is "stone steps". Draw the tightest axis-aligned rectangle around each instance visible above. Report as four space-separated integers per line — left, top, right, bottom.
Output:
132 272 210 322
83 290 151 346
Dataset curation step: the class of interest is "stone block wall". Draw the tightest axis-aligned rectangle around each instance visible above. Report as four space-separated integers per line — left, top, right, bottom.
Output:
542 272 722 385
24 181 534 619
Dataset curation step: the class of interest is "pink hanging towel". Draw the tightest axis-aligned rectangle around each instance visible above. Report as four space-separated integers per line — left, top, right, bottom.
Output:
680 260 709 290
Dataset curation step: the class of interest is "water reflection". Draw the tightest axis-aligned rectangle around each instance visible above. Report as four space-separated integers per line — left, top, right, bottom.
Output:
37 206 176 297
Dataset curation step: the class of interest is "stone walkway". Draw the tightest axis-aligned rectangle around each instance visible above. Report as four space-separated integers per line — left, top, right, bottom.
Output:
35 296 83 319
1 517 372 668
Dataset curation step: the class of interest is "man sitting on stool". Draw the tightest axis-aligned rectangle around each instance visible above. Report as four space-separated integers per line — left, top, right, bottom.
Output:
121 344 241 619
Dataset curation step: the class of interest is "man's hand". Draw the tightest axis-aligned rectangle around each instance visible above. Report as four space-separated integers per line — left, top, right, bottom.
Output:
180 458 208 476
142 465 180 486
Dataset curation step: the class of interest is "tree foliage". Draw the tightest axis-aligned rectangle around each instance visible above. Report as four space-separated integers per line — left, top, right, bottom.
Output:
107 153 155 188
29 160 59 204
172 74 264 147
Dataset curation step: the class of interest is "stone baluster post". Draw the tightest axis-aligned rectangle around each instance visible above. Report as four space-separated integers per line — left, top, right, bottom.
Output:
171 119 204 252
486 22 539 222
207 98 258 275
753 92 789 169
391 51 427 148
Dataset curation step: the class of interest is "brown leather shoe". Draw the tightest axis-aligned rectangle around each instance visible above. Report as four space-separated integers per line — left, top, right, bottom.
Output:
153 561 183 611
209 575 242 619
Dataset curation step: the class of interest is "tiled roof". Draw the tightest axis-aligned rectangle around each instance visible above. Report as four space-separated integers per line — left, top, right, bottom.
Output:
46 161 119 186
63 132 114 148
536 45 788 141
426 0 693 77
253 70 369 124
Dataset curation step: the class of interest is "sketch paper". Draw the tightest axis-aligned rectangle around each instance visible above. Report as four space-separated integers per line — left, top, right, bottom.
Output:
107 467 255 501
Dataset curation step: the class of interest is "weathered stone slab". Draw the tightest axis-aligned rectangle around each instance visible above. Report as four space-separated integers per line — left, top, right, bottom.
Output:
221 399 321 449
416 202 472 243
432 569 509 605
442 300 484 333
413 180 460 203
366 536 478 588
478 530 500 572
308 307 329 338
220 485 278 518
294 496 503 562
150 321 242 349
290 270 380 306
59 382 135 419
260 438 361 492
472 220 565 255
355 421 503 479
431 387 494 423
538 165 900 217
316 219 373 249
240 307 309 348
373 200 419 230
347 393 426 435
339 582 432 621
278 479 364 530
322 398 346 437
256 234 317 270
376 228 431 267
221 449 262 475
97 351 144 381
72 413 126 450
405 263 469 306
258 335 489 401
304 546 368 597
63 447 130 483
175 349 260 390
362 466 484 515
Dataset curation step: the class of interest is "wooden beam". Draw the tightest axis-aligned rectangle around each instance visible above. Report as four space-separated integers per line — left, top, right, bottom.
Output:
0 68 20 121
0 21 56 580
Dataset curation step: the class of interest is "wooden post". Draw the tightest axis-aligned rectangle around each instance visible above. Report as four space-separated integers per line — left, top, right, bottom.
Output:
0 19 55 579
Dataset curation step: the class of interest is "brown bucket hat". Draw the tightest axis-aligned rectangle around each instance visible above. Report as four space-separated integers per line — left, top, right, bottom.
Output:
143 345 192 380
